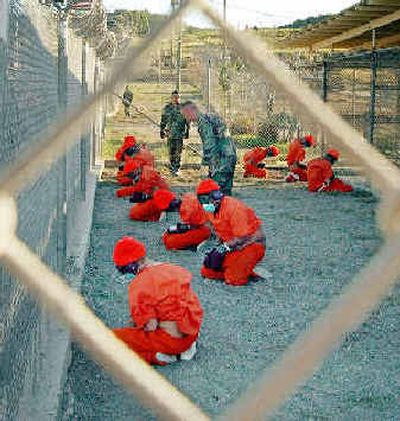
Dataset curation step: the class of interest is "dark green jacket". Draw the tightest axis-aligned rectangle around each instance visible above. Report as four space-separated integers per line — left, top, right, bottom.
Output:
122 88 133 107
197 113 237 173
160 103 189 139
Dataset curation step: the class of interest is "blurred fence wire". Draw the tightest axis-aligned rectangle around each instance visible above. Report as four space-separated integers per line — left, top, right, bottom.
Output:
0 0 106 418
1 0 400 420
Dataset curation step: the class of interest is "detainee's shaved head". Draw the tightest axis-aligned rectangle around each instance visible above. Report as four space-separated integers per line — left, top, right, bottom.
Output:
180 101 199 122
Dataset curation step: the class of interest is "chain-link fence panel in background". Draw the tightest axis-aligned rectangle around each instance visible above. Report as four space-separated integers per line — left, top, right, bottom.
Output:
101 26 207 181
291 48 400 165
182 31 324 176
107 26 397 184
326 48 400 162
104 25 326 182
1 0 400 420
0 0 105 418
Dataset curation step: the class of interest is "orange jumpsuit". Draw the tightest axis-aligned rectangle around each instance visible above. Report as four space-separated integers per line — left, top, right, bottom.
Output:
116 147 155 186
113 263 203 365
307 158 353 192
163 193 212 250
286 139 308 182
201 197 266 286
115 137 136 162
243 147 269 178
116 166 170 221
116 138 136 185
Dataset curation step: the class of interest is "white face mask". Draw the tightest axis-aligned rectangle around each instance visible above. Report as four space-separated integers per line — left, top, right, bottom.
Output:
203 203 216 213
112 269 134 285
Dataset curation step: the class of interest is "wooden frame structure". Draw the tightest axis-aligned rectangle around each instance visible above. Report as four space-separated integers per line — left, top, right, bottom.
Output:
281 0 400 49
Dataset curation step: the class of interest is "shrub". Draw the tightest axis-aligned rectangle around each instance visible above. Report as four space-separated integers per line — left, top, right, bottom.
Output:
233 134 269 148
230 116 256 135
257 121 279 144
257 112 299 143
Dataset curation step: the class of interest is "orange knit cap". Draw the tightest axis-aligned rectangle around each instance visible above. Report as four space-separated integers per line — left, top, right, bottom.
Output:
123 135 136 146
327 148 340 160
267 145 280 157
113 236 146 266
196 179 220 195
304 134 317 146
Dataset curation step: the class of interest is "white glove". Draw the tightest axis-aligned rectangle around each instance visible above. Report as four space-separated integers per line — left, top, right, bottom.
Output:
216 243 231 253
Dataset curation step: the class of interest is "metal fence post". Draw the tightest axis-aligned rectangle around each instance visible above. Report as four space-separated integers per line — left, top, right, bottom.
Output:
57 8 68 274
0 0 9 43
369 30 377 145
80 39 88 199
321 59 329 154
175 0 182 91
352 68 356 127
207 57 211 112
158 48 161 84
322 60 328 103
176 25 182 91
397 69 400 154
92 58 99 169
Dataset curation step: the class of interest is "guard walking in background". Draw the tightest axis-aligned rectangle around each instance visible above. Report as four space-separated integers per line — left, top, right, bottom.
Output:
160 90 189 176
122 85 133 117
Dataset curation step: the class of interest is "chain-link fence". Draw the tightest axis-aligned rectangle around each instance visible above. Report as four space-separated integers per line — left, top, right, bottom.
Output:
103 24 326 181
181 32 325 174
0 0 106 418
288 48 400 165
189 43 400 171
1 0 400 420
325 49 400 164
101 22 207 180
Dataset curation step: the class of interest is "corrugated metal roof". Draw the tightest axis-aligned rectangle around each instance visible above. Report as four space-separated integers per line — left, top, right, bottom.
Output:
281 0 400 49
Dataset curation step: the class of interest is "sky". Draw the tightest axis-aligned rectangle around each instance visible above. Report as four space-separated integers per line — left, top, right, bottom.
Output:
102 0 358 28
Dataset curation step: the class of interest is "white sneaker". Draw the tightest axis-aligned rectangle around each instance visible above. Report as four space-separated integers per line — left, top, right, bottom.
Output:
253 267 273 281
155 352 177 364
179 342 197 361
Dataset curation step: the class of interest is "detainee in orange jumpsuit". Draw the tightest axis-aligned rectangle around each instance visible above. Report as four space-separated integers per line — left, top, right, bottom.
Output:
112 236 203 365
116 161 170 221
116 135 136 185
115 135 155 186
196 179 266 286
286 134 316 182
161 193 212 251
115 135 136 162
307 148 353 193
243 145 280 178
116 159 168 198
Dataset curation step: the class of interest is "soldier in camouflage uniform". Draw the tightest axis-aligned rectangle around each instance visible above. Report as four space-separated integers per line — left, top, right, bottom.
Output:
180 101 236 195
160 91 189 176
122 85 133 117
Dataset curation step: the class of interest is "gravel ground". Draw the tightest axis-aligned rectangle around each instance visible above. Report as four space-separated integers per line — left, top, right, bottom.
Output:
60 179 400 420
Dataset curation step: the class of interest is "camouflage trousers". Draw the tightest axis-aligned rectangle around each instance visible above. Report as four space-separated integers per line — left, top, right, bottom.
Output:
212 169 235 196
167 137 184 173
